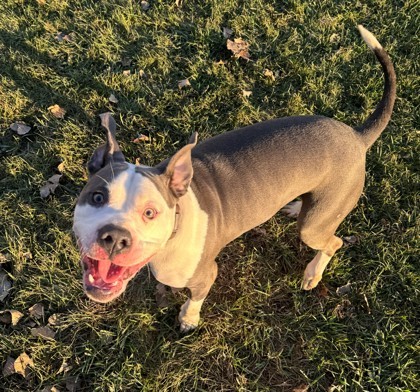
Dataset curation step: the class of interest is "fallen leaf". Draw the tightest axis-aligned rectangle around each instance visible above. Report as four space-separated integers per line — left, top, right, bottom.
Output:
57 162 65 173
29 303 45 319
336 282 352 295
58 361 72 375
55 32 73 42
40 174 62 198
0 310 24 326
222 27 233 39
227 38 250 60
141 0 150 10
122 70 131 76
0 270 12 301
48 104 66 119
108 93 118 104
242 90 252 97
292 385 309 392
264 68 276 81
2 357 15 377
14 353 34 378
66 375 81 392
318 282 329 298
31 326 56 340
332 299 354 319
48 313 62 326
343 235 358 245
10 122 31 135
132 134 150 143
178 79 191 89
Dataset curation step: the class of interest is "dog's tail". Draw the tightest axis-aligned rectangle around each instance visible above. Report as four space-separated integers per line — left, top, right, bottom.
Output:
356 25 396 149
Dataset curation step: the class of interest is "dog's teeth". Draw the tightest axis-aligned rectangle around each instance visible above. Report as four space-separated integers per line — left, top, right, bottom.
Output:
88 274 94 283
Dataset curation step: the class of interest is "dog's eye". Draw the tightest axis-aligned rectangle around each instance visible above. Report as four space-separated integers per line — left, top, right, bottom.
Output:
143 208 157 220
92 192 105 205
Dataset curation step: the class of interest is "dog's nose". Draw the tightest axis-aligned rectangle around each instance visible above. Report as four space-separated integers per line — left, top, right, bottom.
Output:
97 224 132 259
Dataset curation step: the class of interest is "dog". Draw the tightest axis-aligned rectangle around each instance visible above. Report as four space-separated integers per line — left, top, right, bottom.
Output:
73 26 396 331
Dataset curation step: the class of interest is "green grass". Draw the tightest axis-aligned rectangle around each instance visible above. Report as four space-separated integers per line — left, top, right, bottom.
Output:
0 0 418 391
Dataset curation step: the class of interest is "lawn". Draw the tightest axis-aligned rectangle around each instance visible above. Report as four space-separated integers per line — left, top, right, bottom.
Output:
0 0 418 391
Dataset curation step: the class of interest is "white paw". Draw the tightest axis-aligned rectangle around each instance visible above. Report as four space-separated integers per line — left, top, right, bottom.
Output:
301 273 321 290
281 200 302 218
179 314 199 333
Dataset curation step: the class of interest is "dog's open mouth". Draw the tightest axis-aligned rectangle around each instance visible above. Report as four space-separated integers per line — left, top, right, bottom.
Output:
82 256 146 294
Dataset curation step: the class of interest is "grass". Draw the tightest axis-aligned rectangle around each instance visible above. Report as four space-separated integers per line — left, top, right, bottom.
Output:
0 0 418 391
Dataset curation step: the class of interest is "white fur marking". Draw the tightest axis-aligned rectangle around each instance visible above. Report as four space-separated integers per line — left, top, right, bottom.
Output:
302 251 332 290
281 200 302 218
358 25 382 51
179 298 204 332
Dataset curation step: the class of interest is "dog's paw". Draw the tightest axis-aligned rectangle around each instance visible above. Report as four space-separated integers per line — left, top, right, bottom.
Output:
281 200 302 218
179 313 199 333
301 274 321 290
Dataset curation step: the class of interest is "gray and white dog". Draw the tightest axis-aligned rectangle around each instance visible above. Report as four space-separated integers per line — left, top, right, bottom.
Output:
73 26 396 331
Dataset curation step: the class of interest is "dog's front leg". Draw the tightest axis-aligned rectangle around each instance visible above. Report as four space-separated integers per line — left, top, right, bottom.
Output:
178 261 218 332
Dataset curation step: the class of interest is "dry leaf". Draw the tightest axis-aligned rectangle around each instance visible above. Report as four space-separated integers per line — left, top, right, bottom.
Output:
141 0 150 10
222 27 233 39
31 326 56 340
0 310 24 326
336 282 352 295
122 70 131 76
10 122 31 135
343 235 358 245
57 162 65 173
332 299 354 319
66 375 81 392
178 79 191 89
132 134 150 143
242 90 252 97
14 353 34 378
48 104 66 119
29 303 45 319
108 94 118 104
58 361 72 375
3 357 15 377
0 270 12 301
227 38 250 60
292 385 309 392
40 174 62 198
318 282 329 298
263 68 276 81
55 32 73 42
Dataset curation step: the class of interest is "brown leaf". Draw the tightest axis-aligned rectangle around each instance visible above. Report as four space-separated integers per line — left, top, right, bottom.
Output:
242 90 252 97
0 310 24 326
55 32 73 42
317 282 329 298
108 93 118 104
336 282 352 295
227 38 250 60
132 134 150 143
57 162 65 173
332 299 354 319
14 353 34 378
178 79 191 89
10 122 31 135
40 174 62 198
3 357 15 377
29 303 45 319
0 270 12 301
48 104 66 119
31 326 56 340
222 27 233 39
141 0 150 10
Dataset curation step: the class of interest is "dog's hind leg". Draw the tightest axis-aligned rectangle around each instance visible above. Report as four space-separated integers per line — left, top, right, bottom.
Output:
297 178 364 290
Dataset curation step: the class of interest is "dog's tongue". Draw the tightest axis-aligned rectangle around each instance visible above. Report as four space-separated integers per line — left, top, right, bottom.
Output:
97 260 124 283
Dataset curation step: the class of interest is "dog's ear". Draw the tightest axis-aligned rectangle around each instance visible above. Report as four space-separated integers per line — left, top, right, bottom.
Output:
87 113 125 175
164 133 198 198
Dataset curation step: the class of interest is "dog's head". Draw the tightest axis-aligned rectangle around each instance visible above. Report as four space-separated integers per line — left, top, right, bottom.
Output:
73 113 197 303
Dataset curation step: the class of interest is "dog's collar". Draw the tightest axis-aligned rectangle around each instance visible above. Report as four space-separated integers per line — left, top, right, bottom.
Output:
168 204 180 240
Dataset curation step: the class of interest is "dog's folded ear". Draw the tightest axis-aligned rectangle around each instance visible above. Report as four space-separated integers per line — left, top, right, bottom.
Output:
164 132 198 198
87 113 126 175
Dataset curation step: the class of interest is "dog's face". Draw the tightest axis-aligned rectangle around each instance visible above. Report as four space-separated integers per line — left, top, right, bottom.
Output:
73 113 197 303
